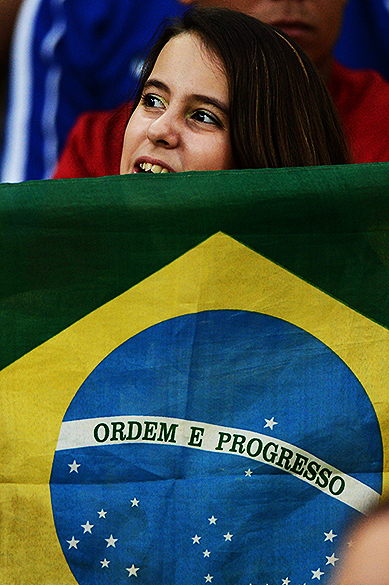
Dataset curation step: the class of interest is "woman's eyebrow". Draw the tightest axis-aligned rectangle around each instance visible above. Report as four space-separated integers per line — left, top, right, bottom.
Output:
143 79 170 94
192 95 229 116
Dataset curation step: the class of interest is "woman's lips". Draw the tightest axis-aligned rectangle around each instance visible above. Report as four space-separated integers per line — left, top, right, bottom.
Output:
138 162 170 174
132 157 176 174
271 20 314 41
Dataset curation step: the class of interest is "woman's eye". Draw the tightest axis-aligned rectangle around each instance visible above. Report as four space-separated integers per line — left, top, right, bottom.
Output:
192 110 221 126
142 93 165 109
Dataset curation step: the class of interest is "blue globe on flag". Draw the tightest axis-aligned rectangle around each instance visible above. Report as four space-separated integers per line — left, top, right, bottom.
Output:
50 309 382 584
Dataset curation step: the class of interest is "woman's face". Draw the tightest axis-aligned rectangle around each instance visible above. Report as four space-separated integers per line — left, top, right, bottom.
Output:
120 33 234 175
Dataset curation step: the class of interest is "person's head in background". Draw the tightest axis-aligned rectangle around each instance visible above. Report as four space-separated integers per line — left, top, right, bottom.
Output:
181 0 348 81
330 498 389 585
120 7 350 175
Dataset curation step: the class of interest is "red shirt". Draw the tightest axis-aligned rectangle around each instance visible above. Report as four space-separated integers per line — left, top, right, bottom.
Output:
53 106 130 178
53 60 389 178
329 61 389 164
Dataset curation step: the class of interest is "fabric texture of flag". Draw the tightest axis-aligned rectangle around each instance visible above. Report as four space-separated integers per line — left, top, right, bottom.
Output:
1 163 389 584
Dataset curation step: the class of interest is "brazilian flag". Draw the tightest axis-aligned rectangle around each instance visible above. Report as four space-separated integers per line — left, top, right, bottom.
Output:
1 163 389 584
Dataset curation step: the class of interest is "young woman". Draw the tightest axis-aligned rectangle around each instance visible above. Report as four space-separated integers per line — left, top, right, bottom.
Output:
54 7 350 178
121 7 350 174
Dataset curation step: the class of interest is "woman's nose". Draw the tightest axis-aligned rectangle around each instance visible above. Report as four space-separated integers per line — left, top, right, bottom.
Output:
146 110 180 148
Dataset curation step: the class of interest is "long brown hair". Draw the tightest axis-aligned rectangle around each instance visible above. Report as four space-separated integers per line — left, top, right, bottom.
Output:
131 7 350 168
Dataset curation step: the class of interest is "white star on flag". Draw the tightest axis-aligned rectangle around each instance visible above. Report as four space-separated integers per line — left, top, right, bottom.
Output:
98 509 107 518
311 568 324 580
208 516 217 525
126 564 139 577
100 559 110 568
66 536 79 549
282 578 290 585
81 521 94 533
264 417 278 430
105 534 118 547
205 574 213 582
324 530 337 542
131 498 139 507
245 469 253 477
223 532 233 541
326 553 339 566
192 534 201 544
203 550 211 558
68 460 80 473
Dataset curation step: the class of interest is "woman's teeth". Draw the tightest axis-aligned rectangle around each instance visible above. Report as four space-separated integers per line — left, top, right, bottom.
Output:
139 162 170 173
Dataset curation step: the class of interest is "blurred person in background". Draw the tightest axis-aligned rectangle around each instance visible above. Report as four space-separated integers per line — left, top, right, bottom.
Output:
0 0 23 139
0 0 185 182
